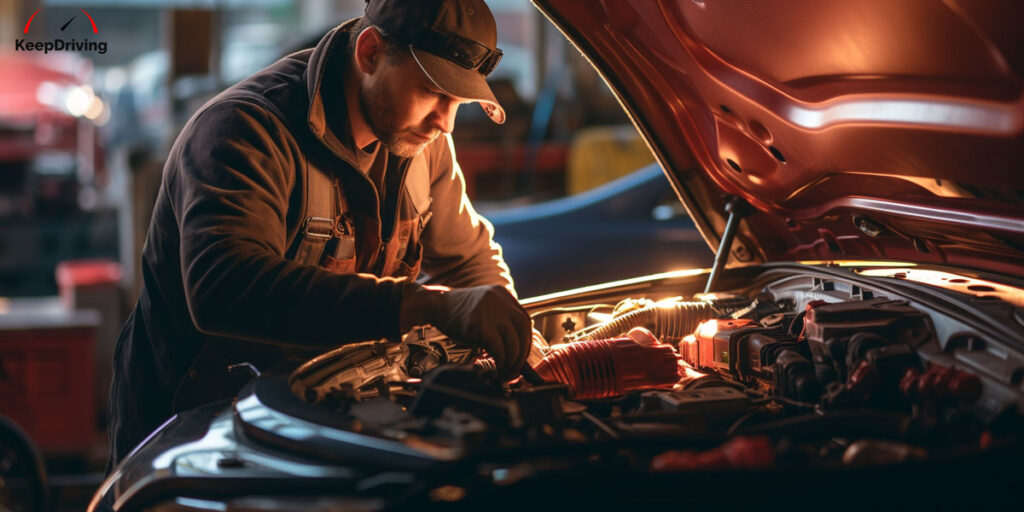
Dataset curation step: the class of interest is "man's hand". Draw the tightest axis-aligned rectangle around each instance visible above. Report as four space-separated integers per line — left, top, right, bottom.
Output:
401 284 531 380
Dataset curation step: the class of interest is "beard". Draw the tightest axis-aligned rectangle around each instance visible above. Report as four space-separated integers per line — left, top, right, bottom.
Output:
358 75 437 158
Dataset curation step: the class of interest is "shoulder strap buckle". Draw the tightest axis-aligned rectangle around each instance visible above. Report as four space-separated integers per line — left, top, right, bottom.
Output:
302 216 335 240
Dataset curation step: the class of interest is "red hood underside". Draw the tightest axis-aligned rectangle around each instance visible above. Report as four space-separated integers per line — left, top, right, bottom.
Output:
534 0 1024 277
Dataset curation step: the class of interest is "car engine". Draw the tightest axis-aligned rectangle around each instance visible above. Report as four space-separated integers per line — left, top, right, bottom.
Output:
276 266 1023 489
97 266 1022 510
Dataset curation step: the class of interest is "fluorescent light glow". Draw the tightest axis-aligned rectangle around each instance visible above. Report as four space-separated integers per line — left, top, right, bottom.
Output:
786 98 1019 134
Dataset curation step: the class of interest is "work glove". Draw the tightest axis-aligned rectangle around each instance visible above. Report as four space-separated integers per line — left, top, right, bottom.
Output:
401 284 532 380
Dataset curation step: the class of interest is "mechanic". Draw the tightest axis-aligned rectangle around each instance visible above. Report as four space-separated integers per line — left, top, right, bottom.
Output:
106 0 531 470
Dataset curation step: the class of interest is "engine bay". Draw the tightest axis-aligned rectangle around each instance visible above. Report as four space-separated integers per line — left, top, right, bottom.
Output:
271 265 1023 483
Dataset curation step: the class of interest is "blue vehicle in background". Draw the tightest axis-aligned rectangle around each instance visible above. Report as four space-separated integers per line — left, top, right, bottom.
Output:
486 163 713 297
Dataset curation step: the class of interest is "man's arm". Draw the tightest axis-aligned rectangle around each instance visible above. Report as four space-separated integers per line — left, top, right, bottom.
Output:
418 134 517 296
171 100 409 346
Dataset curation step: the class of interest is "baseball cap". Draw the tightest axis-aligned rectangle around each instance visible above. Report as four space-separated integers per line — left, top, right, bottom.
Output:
364 0 506 124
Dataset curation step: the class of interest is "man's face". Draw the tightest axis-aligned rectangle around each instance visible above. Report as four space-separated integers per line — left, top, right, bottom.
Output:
358 49 469 157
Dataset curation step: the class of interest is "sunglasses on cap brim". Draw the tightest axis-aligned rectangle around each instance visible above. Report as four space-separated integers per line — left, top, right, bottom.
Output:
413 28 504 77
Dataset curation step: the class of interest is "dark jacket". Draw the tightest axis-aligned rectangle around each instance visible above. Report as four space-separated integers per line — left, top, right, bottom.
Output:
107 20 513 467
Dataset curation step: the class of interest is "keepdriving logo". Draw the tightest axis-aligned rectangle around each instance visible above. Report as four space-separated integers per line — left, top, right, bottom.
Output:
16 8 108 55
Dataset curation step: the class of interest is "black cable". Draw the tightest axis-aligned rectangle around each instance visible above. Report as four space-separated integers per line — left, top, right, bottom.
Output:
751 396 817 409
726 397 817 437
786 310 807 338
733 411 912 440
725 409 761 437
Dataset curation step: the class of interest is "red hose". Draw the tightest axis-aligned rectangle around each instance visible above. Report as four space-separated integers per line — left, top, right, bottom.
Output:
533 330 680 399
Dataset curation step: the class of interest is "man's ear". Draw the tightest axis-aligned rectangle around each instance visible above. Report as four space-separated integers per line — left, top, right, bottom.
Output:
354 26 384 74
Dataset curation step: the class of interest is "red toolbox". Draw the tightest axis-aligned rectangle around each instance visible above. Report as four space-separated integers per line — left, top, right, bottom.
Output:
0 297 99 453
56 259 123 422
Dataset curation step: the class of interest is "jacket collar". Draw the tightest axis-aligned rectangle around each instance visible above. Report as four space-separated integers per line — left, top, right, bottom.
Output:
305 18 362 166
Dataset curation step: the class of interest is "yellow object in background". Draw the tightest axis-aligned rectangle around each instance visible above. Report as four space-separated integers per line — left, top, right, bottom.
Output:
566 125 656 195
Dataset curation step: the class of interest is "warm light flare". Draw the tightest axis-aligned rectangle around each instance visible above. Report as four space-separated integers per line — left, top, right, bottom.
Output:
797 260 916 267
84 95 104 120
681 334 698 347
65 85 94 117
695 319 719 338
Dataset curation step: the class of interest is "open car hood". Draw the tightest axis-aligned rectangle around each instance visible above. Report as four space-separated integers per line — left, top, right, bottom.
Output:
533 0 1024 276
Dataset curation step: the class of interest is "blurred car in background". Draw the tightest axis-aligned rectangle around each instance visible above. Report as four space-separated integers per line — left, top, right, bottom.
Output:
0 53 105 216
0 53 116 296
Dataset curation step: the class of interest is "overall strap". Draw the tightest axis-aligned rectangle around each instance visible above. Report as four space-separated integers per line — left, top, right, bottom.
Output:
226 90 344 266
293 161 337 266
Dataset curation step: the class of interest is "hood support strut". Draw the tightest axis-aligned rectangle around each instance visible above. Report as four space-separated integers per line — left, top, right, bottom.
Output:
704 197 750 294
